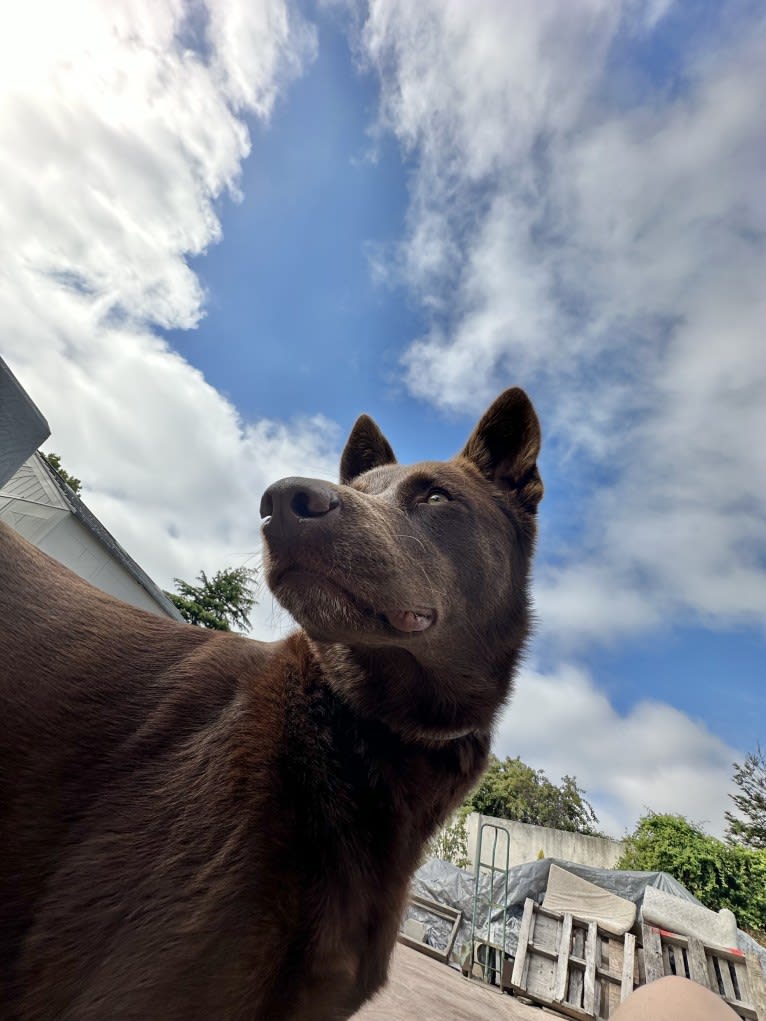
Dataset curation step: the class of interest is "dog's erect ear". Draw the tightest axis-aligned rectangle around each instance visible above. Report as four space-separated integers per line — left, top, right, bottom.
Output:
340 414 397 484
461 388 543 511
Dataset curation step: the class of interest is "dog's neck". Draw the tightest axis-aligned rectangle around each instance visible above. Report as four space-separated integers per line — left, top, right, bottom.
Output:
306 638 503 749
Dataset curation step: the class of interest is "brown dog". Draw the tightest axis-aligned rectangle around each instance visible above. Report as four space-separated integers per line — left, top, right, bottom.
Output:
0 387 542 1020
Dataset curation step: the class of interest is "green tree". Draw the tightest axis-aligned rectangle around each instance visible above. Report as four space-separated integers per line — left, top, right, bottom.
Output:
726 745 766 850
43 452 82 494
617 812 766 937
167 566 258 632
465 755 599 835
428 810 470 869
428 757 599 868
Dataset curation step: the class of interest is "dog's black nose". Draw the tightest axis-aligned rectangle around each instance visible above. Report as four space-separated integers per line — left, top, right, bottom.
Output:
260 477 340 526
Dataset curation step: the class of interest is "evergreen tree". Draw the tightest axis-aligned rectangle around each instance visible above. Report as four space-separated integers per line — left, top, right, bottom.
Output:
168 566 258 632
726 745 766 850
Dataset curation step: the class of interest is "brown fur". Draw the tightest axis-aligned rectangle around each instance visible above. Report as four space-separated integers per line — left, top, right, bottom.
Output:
0 387 542 1020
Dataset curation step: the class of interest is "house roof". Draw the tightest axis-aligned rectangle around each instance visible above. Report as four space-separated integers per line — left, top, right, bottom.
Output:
1 357 182 621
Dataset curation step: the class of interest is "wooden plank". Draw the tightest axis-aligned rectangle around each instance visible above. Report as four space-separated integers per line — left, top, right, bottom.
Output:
642 924 665 985
620 933 636 1003
526 946 557 1003
733 958 749 1005
583 921 597 1017
409 893 461 924
745 954 766 1021
570 925 585 1008
687 937 710 989
535 912 561 953
553 913 573 1004
604 935 620 1016
606 935 625 978
500 956 514 993
603 936 622 1018
718 957 737 1002
708 953 722 995
511 898 535 989
649 925 745 963
445 909 463 962
703 944 750 964
530 944 561 963
672 944 687 978
398 934 452 964
636 947 645 986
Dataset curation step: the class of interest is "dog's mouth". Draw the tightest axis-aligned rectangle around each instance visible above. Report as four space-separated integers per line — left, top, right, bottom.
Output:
270 565 437 636
381 608 435 633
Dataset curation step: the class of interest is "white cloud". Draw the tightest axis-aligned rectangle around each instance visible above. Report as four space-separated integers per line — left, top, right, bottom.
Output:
208 0 317 114
354 4 763 832
357 0 766 639
0 0 331 639
496 663 738 837
534 563 663 643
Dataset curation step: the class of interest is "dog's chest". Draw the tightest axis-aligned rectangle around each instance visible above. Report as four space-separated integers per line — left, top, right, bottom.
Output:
274 696 425 1017
285 856 406 1021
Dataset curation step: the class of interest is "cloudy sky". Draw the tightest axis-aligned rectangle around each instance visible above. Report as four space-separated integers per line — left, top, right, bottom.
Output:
2 0 764 839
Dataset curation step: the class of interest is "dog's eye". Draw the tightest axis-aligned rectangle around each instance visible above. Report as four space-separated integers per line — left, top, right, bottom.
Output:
425 488 451 504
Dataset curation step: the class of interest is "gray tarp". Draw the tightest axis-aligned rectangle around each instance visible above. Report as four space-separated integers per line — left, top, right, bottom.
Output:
404 857 766 970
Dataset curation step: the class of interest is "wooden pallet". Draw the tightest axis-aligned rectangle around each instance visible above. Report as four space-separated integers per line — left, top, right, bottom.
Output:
508 898 637 1019
641 924 766 1021
397 894 463 965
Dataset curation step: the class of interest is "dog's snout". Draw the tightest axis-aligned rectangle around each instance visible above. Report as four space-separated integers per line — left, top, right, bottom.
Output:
260 477 340 533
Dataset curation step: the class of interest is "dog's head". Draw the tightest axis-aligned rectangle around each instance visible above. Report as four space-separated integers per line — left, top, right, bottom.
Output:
260 388 542 732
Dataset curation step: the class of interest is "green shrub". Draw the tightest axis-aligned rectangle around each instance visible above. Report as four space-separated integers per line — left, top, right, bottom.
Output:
618 812 766 936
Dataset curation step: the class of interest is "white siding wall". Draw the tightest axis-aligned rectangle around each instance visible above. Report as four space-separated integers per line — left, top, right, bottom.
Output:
36 516 167 616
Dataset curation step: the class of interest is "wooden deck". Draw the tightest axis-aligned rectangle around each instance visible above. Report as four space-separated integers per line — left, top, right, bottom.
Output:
354 944 544 1021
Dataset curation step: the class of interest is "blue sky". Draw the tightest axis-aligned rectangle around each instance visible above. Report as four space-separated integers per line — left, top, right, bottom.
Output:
2 0 764 836
167 13 421 437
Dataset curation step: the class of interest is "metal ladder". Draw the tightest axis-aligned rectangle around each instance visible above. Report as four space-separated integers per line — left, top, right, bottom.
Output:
469 820 511 986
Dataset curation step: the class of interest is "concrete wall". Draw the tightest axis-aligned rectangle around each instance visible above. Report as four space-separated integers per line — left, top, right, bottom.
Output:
466 812 626 871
